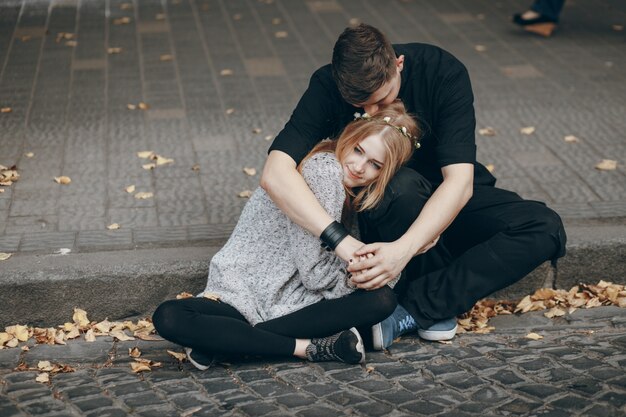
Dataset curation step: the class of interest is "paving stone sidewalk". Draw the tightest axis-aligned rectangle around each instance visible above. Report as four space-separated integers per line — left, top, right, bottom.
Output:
1 307 626 417
0 0 625 254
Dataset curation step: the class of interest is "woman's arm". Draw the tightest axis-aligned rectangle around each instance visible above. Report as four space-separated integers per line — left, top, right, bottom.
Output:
261 150 366 262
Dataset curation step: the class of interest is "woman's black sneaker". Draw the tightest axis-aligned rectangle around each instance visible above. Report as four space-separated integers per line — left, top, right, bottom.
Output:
185 347 215 371
305 327 365 364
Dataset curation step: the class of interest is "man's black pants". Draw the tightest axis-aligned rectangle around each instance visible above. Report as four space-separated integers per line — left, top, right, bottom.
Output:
358 167 567 329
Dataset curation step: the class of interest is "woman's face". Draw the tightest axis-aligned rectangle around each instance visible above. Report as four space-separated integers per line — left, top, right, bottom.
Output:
341 133 387 188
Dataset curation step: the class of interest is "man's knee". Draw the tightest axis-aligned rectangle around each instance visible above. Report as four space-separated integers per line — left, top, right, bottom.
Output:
517 202 567 259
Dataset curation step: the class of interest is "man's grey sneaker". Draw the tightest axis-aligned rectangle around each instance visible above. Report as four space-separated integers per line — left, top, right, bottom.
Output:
185 347 215 371
306 327 365 364
418 318 458 341
372 304 418 350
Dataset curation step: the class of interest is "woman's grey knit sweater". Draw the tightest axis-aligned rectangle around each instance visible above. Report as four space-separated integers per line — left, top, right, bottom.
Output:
201 152 353 326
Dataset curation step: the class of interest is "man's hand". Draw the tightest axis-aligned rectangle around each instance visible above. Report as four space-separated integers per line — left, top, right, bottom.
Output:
348 236 440 290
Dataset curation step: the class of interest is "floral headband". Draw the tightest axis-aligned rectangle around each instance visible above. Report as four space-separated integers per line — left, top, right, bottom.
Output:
353 112 421 149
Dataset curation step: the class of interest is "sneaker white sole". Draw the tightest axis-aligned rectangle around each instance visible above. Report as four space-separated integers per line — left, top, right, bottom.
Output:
349 327 366 364
417 323 458 341
185 347 211 371
371 323 384 351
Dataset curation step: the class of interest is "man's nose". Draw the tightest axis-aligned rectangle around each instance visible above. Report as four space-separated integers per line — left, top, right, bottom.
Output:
364 104 379 115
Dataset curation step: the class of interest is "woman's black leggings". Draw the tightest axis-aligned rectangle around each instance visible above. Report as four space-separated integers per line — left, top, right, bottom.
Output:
152 287 397 357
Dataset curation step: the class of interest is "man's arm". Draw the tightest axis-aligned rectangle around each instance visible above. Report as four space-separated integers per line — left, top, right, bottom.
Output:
348 163 473 289
260 150 364 262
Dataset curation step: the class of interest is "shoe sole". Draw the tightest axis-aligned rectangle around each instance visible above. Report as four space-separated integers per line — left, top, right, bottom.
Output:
417 323 458 341
349 327 366 364
371 323 384 351
185 347 211 371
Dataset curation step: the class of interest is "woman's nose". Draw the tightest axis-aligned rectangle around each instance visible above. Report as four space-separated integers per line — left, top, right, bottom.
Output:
354 158 366 172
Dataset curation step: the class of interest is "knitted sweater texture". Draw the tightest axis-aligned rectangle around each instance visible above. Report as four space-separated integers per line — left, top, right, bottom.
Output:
201 152 353 325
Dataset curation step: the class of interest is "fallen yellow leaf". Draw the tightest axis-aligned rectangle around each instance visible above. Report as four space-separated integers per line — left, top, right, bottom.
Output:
135 192 153 200
54 176 71 185
129 347 141 358
25 152 34 158
220 69 233 76
264 135 273 141
153 155 174 166
478 127 496 136
272 18 281 25
525 332 543 340
238 190 253 198
137 151 154 159
0 332 13 345
0 253 12 261
94 319 113 334
127 104 137 110
113 17 131 25
6 338 19 348
243 167 257 176
275 31 288 38
138 102 150 110
474 45 487 52
107 223 121 230
252 128 262 134
226 108 235 115
544 307 566 318
155 13 166 20
73 308 90 328
108 47 122 54
520 126 535 135
142 163 156 170
125 185 135 193
1 107 12 113
6 325 29 342
595 159 617 171
485 164 495 173
167 350 187 361
36 373 50 383
160 54 173 61
38 360 54 371
110 330 135 341
85 329 96 342
564 135 579 143
130 362 151 373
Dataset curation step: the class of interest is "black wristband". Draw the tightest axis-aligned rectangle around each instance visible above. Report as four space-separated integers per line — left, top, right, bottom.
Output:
320 221 349 251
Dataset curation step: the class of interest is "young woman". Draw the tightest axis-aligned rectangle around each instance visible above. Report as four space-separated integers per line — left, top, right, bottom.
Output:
153 101 419 369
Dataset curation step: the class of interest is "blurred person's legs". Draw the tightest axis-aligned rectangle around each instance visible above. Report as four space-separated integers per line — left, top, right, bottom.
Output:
513 0 566 36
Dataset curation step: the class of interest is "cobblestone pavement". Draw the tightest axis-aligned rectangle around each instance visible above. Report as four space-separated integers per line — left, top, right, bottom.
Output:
0 0 625 254
0 307 625 416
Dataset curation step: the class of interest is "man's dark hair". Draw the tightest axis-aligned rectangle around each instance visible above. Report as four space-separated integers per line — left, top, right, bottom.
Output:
331 23 397 105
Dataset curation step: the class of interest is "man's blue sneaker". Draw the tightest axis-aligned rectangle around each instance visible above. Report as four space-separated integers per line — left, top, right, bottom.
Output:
372 305 418 350
418 318 458 341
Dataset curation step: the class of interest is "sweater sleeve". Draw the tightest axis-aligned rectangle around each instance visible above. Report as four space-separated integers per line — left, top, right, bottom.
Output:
287 153 353 299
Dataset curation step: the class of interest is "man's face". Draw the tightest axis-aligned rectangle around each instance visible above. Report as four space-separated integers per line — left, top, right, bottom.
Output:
355 55 404 116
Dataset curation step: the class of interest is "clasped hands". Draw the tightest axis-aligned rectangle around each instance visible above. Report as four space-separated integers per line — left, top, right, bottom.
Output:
336 235 440 290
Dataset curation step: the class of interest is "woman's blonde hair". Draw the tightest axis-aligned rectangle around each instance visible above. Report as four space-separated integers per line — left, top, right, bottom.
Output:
299 101 418 213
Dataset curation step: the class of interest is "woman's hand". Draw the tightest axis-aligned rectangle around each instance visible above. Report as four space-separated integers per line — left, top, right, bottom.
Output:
334 234 365 263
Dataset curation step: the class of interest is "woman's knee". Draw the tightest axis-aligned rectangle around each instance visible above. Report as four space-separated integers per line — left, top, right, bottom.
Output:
152 300 184 340
366 286 398 318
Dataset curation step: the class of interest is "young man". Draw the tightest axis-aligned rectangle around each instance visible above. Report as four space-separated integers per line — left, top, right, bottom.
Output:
261 24 566 349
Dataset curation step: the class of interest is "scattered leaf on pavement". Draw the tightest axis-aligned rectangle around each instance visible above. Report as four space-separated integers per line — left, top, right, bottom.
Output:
108 47 122 54
137 151 154 159
113 17 131 25
275 31 288 38
36 373 50 383
544 307 566 318
226 108 235 115
131 361 151 373
25 152 34 157
0 253 12 261
56 248 71 255
127 103 137 110
143 163 156 170
365 365 375 373
613 24 624 31
135 192 154 200
167 350 187 361
252 128 262 134
520 126 535 135
220 69 233 76
1 107 12 113
485 164 495 173
160 54 173 61
125 185 135 193
265 135 273 141
155 13 166 20
176 292 194 299
595 159 617 171
525 332 543 340
107 223 121 230
474 45 487 52
129 347 141 358
192 164 200 171
73 308 90 328
110 330 135 341
84 329 96 342
54 176 71 185
243 167 256 176
478 127 496 136
38 360 54 371
564 135 580 143
6 325 29 342
238 190 253 198
138 102 150 110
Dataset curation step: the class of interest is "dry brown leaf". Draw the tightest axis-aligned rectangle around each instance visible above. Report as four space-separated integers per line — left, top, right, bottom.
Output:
127 103 137 110
125 185 135 193
153 155 174 166
220 69 233 76
85 329 96 342
120 3 132 10
252 128 262 134
544 307 566 318
275 31 288 38
6 325 30 342
108 47 122 54
0 253 12 261
595 159 617 171
520 126 535 135
203 292 221 302
131 361 151 373
0 332 13 346
21 35 31 42
137 150 154 159
265 135 273 141
113 17 131 25
243 167 257 176
107 223 121 230
38 360 54 371
135 192 154 200
176 292 194 299
525 332 543 340
1 107 12 113
134 333 161 341
94 319 113 334
272 18 281 25
438 340 453 345
21 345 29 351
6 338 19 348
36 373 50 383
65 326 80 339
65 40 77 47
129 347 141 358
191 164 200 172
532 288 557 300
226 108 235 115
474 45 487 52
0 189 4 193
25 152 34 158
564 135 580 143
238 190 253 198
160 54 174 62
54 176 71 185
233 13 242 20
167 350 187 361
110 330 135 341
55 32 74 42
478 127 496 136
365 365 375 373
138 102 150 110
73 308 90 328
155 13 166 20
485 164 495 173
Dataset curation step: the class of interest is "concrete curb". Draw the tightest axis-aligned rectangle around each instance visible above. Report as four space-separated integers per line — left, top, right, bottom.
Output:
1 222 624 327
